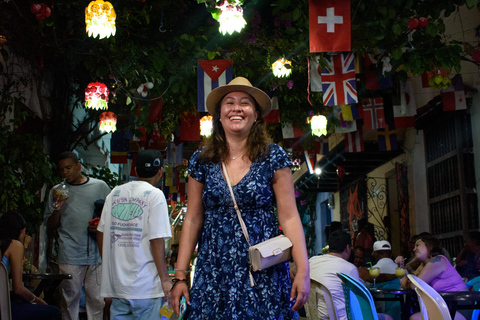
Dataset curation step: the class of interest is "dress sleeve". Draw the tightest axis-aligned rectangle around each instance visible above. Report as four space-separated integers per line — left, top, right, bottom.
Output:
268 143 293 173
188 148 205 183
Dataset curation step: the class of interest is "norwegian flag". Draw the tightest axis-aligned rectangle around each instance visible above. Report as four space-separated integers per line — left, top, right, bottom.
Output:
442 74 467 111
361 97 385 130
321 53 358 106
309 0 351 52
345 127 364 153
197 60 233 113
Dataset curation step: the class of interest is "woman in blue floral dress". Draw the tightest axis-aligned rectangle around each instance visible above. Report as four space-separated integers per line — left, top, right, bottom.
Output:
171 77 310 319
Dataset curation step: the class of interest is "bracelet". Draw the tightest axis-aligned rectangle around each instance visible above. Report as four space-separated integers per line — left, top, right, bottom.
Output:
174 269 190 273
30 295 36 303
171 278 188 291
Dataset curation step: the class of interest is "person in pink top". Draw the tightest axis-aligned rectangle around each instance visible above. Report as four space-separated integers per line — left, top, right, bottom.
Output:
399 234 467 320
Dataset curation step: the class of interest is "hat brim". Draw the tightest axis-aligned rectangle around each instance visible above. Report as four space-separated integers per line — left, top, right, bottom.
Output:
206 84 272 117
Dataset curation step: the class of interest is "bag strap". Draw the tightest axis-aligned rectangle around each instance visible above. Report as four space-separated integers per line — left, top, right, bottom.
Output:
222 162 256 286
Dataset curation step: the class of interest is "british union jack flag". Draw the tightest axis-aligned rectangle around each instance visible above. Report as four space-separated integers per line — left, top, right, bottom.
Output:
321 53 358 106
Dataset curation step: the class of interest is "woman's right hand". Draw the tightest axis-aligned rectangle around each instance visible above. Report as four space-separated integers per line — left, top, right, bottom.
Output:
170 281 190 316
394 256 405 266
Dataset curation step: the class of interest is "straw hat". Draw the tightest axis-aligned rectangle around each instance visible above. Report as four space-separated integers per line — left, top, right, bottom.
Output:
205 77 272 117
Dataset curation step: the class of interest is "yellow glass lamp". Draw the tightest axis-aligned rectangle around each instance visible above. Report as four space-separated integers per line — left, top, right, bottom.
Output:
308 115 328 137
272 58 292 78
85 0 116 39
99 111 117 133
217 1 246 35
85 82 109 110
200 115 213 137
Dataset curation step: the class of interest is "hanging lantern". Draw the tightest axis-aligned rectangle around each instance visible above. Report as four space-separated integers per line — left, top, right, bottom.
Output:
216 0 246 35
99 111 117 133
85 82 109 110
85 0 116 39
308 115 328 137
200 115 213 137
272 58 292 78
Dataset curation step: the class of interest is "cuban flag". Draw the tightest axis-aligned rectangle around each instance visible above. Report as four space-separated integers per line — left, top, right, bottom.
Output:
321 53 357 106
197 60 233 112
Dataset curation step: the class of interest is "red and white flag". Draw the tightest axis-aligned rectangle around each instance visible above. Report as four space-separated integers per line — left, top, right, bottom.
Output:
345 127 364 153
310 57 323 92
282 122 304 139
393 80 416 128
442 74 467 111
264 96 280 124
309 0 351 52
304 151 318 174
361 97 385 130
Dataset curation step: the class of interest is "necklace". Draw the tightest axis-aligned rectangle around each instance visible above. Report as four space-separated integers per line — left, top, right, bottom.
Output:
231 151 245 160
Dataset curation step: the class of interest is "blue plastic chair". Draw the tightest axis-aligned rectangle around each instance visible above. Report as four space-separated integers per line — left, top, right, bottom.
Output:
337 272 379 320
466 276 480 320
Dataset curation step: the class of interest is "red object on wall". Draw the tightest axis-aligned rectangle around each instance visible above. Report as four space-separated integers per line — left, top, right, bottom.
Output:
336 166 345 180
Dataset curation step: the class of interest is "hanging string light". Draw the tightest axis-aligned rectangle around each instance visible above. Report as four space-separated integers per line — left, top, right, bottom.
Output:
272 58 292 78
85 82 109 110
216 0 246 35
308 115 328 137
99 111 117 133
200 115 213 137
85 0 116 39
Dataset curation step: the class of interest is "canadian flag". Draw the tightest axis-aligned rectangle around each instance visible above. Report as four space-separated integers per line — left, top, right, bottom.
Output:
309 0 351 52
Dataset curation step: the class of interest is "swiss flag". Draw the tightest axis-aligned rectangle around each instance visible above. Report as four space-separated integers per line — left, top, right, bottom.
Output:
309 0 351 52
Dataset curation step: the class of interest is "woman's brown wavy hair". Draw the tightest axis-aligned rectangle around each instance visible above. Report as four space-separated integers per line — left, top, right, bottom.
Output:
198 94 271 163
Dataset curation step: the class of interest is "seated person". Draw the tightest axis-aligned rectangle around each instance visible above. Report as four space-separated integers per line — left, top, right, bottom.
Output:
358 240 397 284
353 246 366 268
455 231 480 281
0 211 61 320
310 230 392 320
400 234 467 320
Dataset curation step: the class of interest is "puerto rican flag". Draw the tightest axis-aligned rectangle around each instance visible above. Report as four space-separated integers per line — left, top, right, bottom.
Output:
361 97 385 130
321 53 357 106
197 60 233 113
309 0 351 52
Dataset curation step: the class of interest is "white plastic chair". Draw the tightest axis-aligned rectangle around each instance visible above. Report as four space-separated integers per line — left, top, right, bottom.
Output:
306 278 338 319
0 262 12 320
407 274 452 320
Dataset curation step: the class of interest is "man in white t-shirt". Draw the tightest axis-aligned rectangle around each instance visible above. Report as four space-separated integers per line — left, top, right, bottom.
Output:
97 150 172 319
310 230 392 320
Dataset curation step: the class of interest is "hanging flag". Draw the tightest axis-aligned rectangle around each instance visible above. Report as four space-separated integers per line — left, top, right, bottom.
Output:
316 137 329 156
393 80 416 128
264 96 280 124
321 53 357 106
378 125 398 151
309 0 351 52
345 127 364 153
197 59 233 113
442 74 467 111
310 57 323 92
365 54 393 90
304 150 318 174
180 112 201 141
334 106 357 133
110 119 129 164
341 105 359 121
361 97 385 130
166 142 184 165
282 122 304 139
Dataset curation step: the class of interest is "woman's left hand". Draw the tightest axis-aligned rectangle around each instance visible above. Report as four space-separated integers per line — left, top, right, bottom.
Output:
290 270 310 311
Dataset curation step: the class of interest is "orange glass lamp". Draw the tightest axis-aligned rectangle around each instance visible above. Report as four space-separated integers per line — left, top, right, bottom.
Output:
272 58 292 78
216 0 246 35
308 115 328 137
85 0 116 39
99 111 117 133
85 82 109 110
200 115 213 137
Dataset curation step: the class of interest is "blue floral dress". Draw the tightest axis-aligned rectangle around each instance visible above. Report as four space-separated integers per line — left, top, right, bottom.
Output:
187 143 298 320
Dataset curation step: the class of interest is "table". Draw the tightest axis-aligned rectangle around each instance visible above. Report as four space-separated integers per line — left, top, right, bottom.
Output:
23 273 72 305
439 291 480 319
370 287 480 319
369 287 416 320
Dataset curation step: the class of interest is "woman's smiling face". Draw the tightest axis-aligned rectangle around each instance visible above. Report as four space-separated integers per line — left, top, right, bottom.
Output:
219 91 258 135
413 239 430 261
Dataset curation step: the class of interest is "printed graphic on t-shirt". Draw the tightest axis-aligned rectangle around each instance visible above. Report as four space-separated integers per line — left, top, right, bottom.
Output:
109 195 149 248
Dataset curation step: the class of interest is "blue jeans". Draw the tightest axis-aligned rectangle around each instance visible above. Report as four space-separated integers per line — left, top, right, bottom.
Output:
11 299 61 320
111 297 164 320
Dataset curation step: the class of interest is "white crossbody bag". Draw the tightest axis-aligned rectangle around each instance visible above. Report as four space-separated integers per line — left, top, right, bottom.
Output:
222 162 293 287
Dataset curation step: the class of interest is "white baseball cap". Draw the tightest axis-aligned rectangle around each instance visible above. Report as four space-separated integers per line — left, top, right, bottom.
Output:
373 240 392 251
